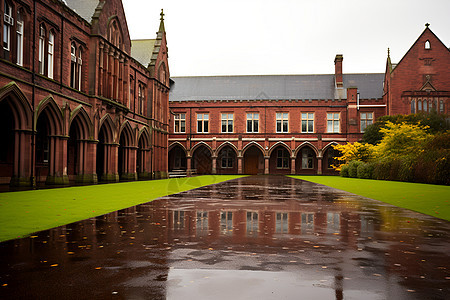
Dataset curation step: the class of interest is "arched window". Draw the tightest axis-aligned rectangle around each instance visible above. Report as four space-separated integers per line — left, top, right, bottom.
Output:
108 19 122 49
38 24 46 74
423 100 428 112
47 31 54 79
16 10 24 66
425 40 431 49
411 99 416 113
138 84 144 115
159 63 167 85
302 148 314 169
221 148 234 168
417 100 422 111
3 1 13 54
70 43 76 88
78 47 82 90
440 100 444 113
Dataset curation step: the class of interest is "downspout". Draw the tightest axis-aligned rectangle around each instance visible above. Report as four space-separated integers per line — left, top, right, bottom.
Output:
31 0 36 188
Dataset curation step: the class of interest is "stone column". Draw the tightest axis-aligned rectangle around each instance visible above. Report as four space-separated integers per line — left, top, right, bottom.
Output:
264 156 270 175
186 156 192 176
237 156 243 174
98 42 104 96
317 157 323 175
212 156 217 174
291 157 296 175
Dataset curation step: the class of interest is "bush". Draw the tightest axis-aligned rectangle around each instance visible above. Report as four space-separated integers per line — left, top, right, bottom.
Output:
340 164 349 177
348 160 364 178
357 162 374 179
398 158 415 182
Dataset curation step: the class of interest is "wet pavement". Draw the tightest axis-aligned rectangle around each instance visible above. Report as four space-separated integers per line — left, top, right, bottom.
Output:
0 175 449 299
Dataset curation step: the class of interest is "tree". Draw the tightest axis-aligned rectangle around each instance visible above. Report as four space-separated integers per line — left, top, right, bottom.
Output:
332 142 375 170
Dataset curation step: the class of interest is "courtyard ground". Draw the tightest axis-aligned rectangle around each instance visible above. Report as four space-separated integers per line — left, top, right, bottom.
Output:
291 176 450 221
0 175 245 242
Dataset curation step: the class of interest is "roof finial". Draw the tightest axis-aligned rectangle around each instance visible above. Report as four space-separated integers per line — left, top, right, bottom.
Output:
387 47 390 58
425 23 430 28
160 9 165 21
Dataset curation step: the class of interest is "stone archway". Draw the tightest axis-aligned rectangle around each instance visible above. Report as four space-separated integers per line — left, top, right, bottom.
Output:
191 145 212 175
216 145 237 174
0 100 15 182
243 145 264 175
295 146 318 175
168 144 187 171
96 115 117 182
269 145 291 174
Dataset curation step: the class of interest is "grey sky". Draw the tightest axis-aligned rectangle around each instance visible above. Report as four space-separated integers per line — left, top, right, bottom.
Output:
122 0 450 76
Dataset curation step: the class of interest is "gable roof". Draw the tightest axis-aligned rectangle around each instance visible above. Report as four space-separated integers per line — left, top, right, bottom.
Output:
169 74 384 102
131 39 156 67
64 0 100 23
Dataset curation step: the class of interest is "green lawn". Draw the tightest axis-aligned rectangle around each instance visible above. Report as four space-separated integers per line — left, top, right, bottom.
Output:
290 176 450 221
0 175 245 242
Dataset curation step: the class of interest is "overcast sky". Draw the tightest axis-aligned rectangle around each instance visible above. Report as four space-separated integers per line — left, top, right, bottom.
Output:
122 0 450 77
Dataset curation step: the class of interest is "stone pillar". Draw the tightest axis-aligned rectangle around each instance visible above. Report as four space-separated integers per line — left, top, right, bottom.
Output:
291 157 296 175
10 129 34 186
103 45 109 97
46 135 69 185
317 157 323 175
186 156 192 176
237 156 242 174
98 42 104 96
264 156 270 175
212 156 217 174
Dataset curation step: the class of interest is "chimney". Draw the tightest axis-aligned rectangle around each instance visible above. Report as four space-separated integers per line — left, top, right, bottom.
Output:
334 54 343 88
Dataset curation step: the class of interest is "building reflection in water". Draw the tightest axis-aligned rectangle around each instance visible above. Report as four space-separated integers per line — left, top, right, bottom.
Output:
0 176 449 300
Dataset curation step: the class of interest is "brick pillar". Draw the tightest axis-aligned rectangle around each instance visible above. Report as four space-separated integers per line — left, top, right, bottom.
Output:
264 156 269 175
237 156 242 174
291 157 296 175
212 156 217 174
186 156 192 176
317 157 323 175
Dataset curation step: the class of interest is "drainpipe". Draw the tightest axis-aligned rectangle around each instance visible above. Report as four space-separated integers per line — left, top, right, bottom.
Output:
31 0 36 188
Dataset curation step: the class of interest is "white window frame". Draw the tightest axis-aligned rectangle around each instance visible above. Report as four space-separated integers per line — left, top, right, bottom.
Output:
3 2 13 51
16 11 23 66
174 113 186 133
77 47 82 90
246 112 259 133
276 112 289 133
301 148 314 169
327 113 340 133
301 112 314 133
38 25 45 75
47 31 54 79
360 112 373 133
70 43 76 88
197 113 209 133
221 113 234 133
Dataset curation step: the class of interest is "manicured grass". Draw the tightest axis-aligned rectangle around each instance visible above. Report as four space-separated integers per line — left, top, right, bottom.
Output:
290 176 450 221
0 175 245 242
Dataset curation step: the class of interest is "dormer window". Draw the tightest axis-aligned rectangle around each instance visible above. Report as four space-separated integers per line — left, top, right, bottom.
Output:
425 40 431 49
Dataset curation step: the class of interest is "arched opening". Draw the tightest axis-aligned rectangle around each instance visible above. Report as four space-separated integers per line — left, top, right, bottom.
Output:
35 112 51 183
322 147 340 175
216 145 237 174
67 121 79 180
0 100 15 180
295 146 317 175
243 145 264 175
269 145 291 174
118 125 134 180
96 119 114 182
137 131 150 179
168 144 186 171
191 145 212 175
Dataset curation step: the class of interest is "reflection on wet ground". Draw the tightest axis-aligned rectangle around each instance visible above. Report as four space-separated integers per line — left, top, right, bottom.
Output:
1 176 449 299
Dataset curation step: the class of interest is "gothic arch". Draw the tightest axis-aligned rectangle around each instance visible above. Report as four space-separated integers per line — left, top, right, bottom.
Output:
118 121 135 147
268 141 292 157
216 141 238 156
322 142 340 154
137 127 151 148
157 61 168 85
242 141 265 156
190 141 213 157
35 95 63 135
98 114 115 143
294 142 319 157
169 141 187 154
69 105 92 139
0 82 32 129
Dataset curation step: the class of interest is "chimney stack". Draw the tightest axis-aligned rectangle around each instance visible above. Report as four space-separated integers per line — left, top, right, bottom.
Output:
334 54 343 88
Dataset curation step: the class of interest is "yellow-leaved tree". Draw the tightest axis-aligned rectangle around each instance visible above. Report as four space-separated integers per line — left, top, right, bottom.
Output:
332 142 375 171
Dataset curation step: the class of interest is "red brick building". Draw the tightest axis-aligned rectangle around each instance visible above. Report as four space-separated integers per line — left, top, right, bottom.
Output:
0 0 170 187
168 25 449 176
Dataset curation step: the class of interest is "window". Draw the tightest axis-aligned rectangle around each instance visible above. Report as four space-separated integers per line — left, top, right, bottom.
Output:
197 113 209 133
301 213 314 234
220 211 233 235
196 211 208 236
246 211 258 236
220 147 234 168
173 210 185 230
3 2 12 52
276 112 289 133
16 11 23 66
276 212 288 233
440 100 444 113
138 84 145 115
38 25 46 74
411 99 416 114
174 113 185 133
221 113 233 133
276 148 290 169
301 113 314 133
418 99 422 111
423 100 428 112
70 43 76 88
246 112 259 133
327 113 340 133
301 148 314 169
47 31 54 79
425 40 431 49
326 212 340 234
360 112 373 132
77 47 82 90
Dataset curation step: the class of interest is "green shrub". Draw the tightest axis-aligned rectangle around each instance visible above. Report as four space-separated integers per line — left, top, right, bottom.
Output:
348 160 364 178
357 162 374 179
398 158 415 182
340 164 349 177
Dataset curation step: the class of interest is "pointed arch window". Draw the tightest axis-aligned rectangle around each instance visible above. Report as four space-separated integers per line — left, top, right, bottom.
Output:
38 25 46 74
423 100 428 112
16 10 23 66
47 31 54 78
425 40 431 49
3 1 13 52
78 47 82 90
411 99 416 113
108 19 122 49
418 100 422 111
70 43 76 88
302 148 314 169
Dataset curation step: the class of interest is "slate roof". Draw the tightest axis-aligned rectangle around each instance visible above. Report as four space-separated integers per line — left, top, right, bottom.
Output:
169 74 384 101
131 40 156 67
64 0 100 23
